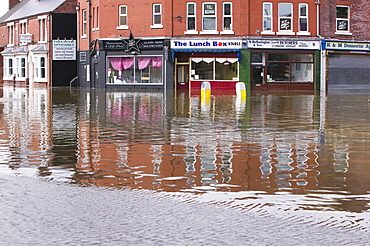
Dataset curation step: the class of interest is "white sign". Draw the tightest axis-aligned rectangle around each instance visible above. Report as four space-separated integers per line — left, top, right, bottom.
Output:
248 39 320 50
20 34 32 43
53 40 76 60
171 39 242 49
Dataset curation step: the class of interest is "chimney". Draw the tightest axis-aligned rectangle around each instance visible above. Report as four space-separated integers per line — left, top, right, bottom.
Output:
9 0 20 9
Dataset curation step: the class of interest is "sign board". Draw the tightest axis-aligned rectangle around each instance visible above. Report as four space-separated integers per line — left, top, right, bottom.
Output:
53 40 76 60
248 39 320 50
171 39 242 49
323 41 370 51
20 34 32 43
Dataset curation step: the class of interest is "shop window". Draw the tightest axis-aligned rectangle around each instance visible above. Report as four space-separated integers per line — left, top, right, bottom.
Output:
107 56 163 85
278 3 293 34
298 3 308 33
118 5 128 29
202 2 217 34
336 6 350 34
151 4 163 28
262 2 273 34
186 2 197 34
191 57 239 81
267 63 290 82
268 53 289 61
222 2 233 33
251 53 264 65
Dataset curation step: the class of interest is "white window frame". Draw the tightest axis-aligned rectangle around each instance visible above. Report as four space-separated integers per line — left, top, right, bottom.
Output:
336 5 351 35
277 3 295 35
3 56 15 80
221 2 234 34
117 5 129 30
201 2 218 34
38 15 48 43
14 56 27 79
150 4 163 28
262 2 274 34
298 3 310 35
7 22 15 47
33 55 47 82
185 2 198 34
82 9 87 38
19 19 28 34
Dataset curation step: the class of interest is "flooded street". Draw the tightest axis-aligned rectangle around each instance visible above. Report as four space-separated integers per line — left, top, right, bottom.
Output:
1 85 370 244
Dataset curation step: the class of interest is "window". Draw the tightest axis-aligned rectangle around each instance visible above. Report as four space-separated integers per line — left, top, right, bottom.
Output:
118 5 128 29
298 3 308 33
34 56 46 81
82 9 87 37
202 2 217 33
7 22 15 46
336 6 350 34
262 2 273 34
151 4 163 28
222 2 233 33
191 57 239 81
107 56 163 84
8 58 13 77
186 2 197 34
20 58 26 78
20 20 28 34
38 16 47 42
92 7 99 31
278 3 293 34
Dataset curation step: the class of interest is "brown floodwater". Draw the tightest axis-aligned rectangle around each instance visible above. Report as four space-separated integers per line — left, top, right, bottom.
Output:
1 85 370 222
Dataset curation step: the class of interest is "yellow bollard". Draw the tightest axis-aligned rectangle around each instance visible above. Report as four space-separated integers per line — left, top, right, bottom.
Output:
236 82 246 100
201 82 211 102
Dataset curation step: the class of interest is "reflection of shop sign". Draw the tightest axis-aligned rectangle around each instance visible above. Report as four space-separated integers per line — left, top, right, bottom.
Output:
171 40 242 49
52 40 76 60
248 40 320 50
323 41 370 51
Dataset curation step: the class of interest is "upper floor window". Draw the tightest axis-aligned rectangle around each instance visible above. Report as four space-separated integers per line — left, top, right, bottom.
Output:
202 2 217 34
7 22 15 46
278 3 294 34
82 9 87 37
118 5 128 29
222 2 233 34
92 7 99 31
336 5 350 34
298 3 309 33
186 2 197 34
20 20 28 34
262 2 273 34
38 16 47 42
151 4 163 28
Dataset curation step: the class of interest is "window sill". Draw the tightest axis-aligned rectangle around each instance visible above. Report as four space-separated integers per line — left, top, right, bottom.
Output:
335 31 352 35
261 31 275 35
184 30 198 34
200 31 219 35
297 32 311 36
220 30 234 35
33 79 47 83
92 28 100 31
7 44 14 47
117 25 129 30
81 35 87 39
38 41 47 44
150 24 163 29
276 31 296 35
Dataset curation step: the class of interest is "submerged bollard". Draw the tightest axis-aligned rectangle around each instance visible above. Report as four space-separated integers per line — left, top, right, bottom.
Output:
235 82 246 100
201 82 211 102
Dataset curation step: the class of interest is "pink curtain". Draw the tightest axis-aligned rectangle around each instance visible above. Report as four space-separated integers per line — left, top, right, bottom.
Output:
152 57 163 69
137 57 151 70
122 57 134 69
110 58 123 71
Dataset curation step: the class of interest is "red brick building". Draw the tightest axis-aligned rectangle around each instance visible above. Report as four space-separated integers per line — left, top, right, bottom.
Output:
0 0 77 86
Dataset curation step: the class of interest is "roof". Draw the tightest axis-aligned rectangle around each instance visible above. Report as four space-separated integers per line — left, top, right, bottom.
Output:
0 0 67 23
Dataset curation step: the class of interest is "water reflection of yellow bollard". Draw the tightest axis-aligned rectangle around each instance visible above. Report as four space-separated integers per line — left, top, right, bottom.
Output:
236 82 246 100
201 82 211 102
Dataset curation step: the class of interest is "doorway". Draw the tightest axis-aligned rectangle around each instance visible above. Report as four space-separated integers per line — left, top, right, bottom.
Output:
176 64 189 90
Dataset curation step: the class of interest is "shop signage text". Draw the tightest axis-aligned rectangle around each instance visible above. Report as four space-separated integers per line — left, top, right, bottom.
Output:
52 40 76 60
103 40 165 51
323 41 370 51
248 40 320 50
171 40 242 49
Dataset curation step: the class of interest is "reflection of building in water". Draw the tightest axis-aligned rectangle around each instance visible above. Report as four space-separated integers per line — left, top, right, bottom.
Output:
0 86 53 173
75 92 323 193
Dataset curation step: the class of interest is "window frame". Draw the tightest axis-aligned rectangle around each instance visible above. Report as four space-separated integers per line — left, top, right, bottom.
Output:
221 2 234 34
336 5 351 35
150 3 163 28
262 2 274 34
277 3 295 35
185 2 198 34
201 2 218 34
117 5 129 29
38 15 48 43
7 22 15 47
82 9 87 38
298 3 309 34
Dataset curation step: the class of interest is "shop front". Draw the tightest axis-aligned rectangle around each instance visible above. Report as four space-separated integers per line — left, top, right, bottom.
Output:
171 39 242 93
247 39 321 91
322 41 370 91
80 34 173 90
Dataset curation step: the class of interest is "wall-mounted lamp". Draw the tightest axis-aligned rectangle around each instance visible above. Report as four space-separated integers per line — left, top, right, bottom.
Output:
174 15 184 21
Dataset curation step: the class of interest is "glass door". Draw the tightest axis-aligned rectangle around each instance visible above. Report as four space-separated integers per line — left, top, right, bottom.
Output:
176 65 189 90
